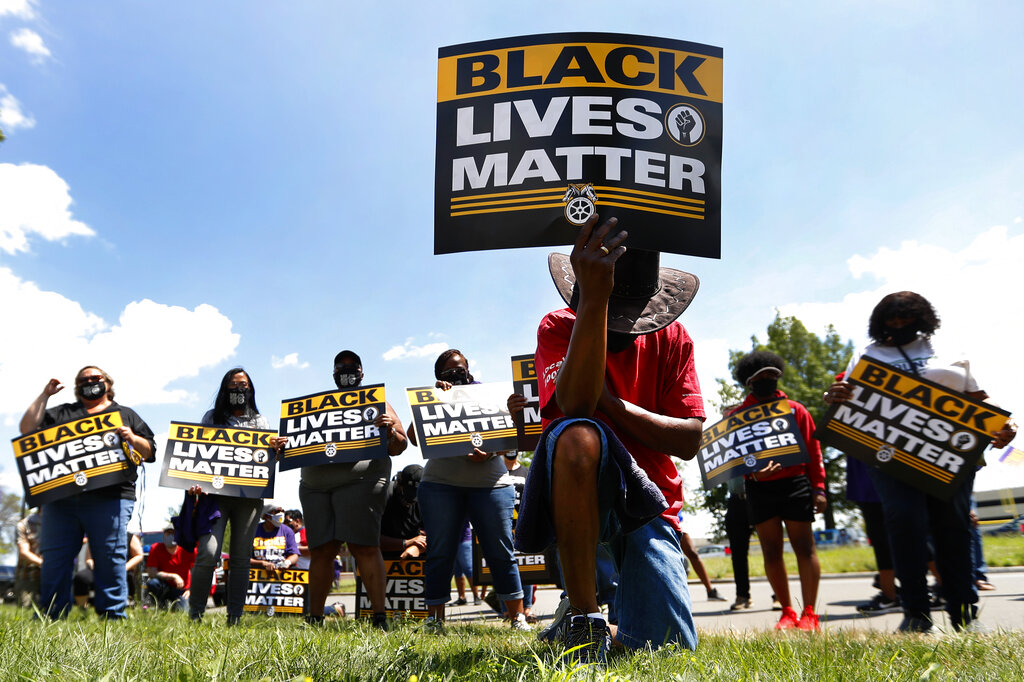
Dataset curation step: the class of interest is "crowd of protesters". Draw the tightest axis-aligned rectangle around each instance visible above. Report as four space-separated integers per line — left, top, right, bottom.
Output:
13 221 1018 664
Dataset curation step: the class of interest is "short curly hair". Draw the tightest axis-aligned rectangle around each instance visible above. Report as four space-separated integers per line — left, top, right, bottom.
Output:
867 291 940 343
734 351 785 386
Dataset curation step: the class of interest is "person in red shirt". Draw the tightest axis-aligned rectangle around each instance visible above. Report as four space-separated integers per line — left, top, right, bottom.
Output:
732 350 826 631
146 526 196 610
524 216 704 662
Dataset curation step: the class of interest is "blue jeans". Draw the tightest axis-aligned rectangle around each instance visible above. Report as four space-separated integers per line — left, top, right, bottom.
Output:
146 577 187 610
453 535 473 579
969 495 988 582
40 493 133 619
869 467 977 624
418 482 523 606
544 418 697 650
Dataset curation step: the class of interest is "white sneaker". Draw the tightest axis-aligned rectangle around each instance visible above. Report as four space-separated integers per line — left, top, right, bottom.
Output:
510 612 532 631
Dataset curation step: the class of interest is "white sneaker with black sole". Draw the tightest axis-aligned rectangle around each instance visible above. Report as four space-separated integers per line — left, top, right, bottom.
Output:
856 592 902 615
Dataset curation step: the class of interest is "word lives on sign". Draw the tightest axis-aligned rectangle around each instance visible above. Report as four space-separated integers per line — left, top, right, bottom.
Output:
697 400 809 489
511 354 542 451
406 382 517 459
12 411 137 506
278 384 388 471
243 567 308 616
159 422 277 498
435 32 723 258
817 358 1011 500
355 558 428 619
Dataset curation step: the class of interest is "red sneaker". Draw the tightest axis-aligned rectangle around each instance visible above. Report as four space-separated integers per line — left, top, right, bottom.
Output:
797 606 820 631
775 606 799 630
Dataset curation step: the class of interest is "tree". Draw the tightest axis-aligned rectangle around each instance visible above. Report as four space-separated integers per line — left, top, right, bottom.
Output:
0 493 25 559
699 314 855 534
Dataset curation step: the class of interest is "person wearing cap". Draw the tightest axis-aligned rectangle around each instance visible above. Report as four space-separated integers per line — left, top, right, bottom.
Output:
284 510 311 570
145 524 196 609
299 350 408 629
19 366 157 620
379 464 426 560
824 291 1017 634
515 216 704 661
251 504 299 573
732 350 826 631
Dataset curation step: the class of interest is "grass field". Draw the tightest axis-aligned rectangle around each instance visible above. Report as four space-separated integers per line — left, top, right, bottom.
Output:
1 606 1022 681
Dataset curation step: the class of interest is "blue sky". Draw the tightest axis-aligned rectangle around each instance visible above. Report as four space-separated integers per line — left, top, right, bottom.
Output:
2 0 1023 535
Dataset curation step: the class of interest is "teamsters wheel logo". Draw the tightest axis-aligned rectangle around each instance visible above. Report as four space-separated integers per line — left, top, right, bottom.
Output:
74 472 88 487
876 446 895 463
266 606 275 617
325 443 337 458
950 431 978 452
211 476 225 490
470 433 484 448
103 432 119 447
562 184 598 226
744 455 757 468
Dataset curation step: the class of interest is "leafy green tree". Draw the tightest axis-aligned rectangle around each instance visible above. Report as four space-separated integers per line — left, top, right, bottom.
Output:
699 314 854 535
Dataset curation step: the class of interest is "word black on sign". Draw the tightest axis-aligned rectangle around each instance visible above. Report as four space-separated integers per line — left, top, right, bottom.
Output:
355 558 428 619
243 567 308 616
406 382 518 459
13 412 134 506
435 32 723 258
697 399 809 490
278 384 388 471
159 422 277 498
511 354 542 451
817 358 1011 500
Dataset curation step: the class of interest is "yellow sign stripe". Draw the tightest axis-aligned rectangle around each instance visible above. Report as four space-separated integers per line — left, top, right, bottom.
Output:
449 194 565 210
29 461 129 494
706 445 801 479
595 191 705 213
450 201 565 217
524 425 543 434
592 184 706 205
450 187 564 202
284 440 378 458
826 422 953 483
166 470 269 487
596 200 705 220
425 428 517 446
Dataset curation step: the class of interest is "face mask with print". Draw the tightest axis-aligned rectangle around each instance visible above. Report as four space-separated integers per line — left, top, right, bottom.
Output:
228 388 251 408
334 369 362 388
270 512 285 528
79 381 106 401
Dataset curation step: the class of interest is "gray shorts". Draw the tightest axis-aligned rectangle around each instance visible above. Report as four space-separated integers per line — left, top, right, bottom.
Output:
299 458 390 548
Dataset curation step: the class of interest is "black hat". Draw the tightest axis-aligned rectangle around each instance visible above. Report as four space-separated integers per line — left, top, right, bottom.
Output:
333 350 362 368
548 249 699 335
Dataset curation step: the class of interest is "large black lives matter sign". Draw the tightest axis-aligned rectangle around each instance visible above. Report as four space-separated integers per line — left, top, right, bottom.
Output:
278 385 388 471
511 354 542 451
159 422 277 498
355 558 428 619
406 382 518 459
817 358 1011 500
243 567 308 616
435 33 723 258
697 400 810 490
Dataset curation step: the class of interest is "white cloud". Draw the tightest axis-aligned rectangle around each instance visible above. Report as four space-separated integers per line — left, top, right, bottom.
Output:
778 223 1024 491
0 267 240 418
0 0 35 20
0 84 36 133
9 27 49 61
382 337 450 361
271 352 309 370
0 163 93 253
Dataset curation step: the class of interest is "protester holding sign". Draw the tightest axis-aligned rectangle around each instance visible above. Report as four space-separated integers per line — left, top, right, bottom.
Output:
824 291 1017 633
731 351 825 631
515 217 704 662
416 349 529 631
18 366 156 619
299 350 408 630
186 367 284 625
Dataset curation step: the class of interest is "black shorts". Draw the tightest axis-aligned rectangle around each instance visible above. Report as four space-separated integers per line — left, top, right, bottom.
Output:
745 475 813 526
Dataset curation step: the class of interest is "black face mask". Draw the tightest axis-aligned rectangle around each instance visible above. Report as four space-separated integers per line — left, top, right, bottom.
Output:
883 325 918 347
228 388 251 408
439 367 471 385
334 369 362 388
79 381 106 401
607 331 636 354
750 378 778 398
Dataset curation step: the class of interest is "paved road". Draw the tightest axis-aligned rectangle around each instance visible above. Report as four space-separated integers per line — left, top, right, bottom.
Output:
428 567 1024 633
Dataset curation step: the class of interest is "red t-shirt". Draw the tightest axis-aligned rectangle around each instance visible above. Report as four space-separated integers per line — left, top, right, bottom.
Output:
146 542 196 588
536 308 705 530
731 390 826 491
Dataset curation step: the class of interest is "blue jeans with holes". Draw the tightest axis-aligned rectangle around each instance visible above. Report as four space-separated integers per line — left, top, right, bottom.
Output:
544 418 697 650
39 493 133 619
418 482 523 606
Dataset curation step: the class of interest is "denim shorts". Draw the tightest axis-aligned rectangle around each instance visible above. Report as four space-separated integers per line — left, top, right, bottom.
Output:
544 418 698 650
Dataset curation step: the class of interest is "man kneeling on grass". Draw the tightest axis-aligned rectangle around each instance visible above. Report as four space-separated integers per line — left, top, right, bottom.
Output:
516 215 704 663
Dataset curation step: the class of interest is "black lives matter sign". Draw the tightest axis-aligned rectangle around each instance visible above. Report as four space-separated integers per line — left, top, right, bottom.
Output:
435 33 723 258
697 400 810 489
278 384 387 471
406 382 517 459
13 412 134 505
159 422 277 498
818 358 1011 500
355 558 427 619
511 354 542 451
243 567 308 616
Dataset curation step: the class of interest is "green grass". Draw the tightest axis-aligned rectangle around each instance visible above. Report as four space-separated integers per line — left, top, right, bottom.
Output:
1 606 1023 681
696 536 1024 581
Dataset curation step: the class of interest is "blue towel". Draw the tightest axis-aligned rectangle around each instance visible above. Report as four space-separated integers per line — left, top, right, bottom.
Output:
515 417 668 554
